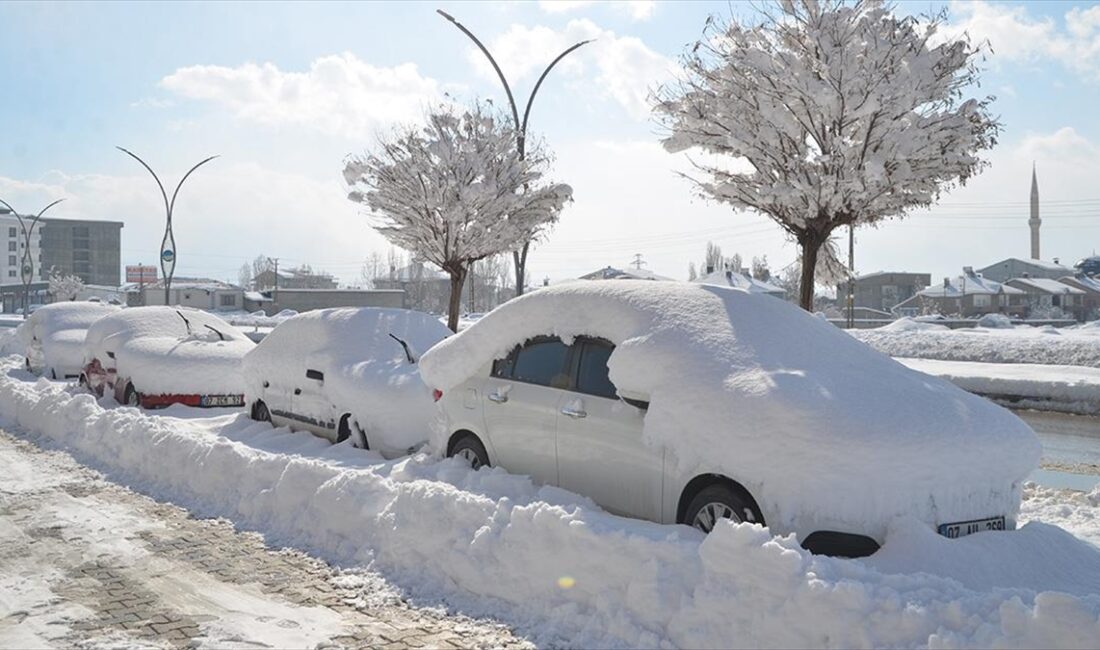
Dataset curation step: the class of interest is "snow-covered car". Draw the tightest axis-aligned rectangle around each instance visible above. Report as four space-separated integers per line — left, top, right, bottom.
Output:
242 307 451 457
18 302 120 379
419 281 1041 557
81 306 255 409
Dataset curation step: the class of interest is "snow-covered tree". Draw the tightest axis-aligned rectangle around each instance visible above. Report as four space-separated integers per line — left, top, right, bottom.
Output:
48 268 83 302
237 264 252 290
656 0 999 310
751 255 770 282
704 242 723 274
344 102 572 331
688 262 698 281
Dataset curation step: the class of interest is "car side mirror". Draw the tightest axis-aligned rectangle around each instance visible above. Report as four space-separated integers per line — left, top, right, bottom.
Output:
306 369 324 382
620 395 649 411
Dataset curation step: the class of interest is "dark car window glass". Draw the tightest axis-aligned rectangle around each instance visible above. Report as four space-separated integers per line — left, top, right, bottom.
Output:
492 348 517 379
576 340 617 399
512 338 569 387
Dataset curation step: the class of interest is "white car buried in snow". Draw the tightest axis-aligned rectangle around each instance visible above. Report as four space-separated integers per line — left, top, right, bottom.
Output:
420 281 1042 557
241 308 451 457
81 306 255 409
18 302 120 379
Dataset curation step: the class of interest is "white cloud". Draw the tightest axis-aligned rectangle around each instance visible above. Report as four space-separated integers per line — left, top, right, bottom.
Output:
130 97 174 109
946 1 1100 77
160 53 441 136
538 1 656 21
470 19 672 120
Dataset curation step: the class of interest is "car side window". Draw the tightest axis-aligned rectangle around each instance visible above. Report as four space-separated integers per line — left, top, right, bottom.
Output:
492 348 518 379
507 337 571 388
574 338 617 399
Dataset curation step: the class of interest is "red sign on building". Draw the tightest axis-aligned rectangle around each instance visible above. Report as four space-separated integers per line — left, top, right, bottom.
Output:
125 265 157 284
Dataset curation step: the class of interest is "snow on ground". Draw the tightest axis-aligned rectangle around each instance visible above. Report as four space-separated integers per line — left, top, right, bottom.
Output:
899 358 1100 415
2 357 1100 647
851 319 1100 366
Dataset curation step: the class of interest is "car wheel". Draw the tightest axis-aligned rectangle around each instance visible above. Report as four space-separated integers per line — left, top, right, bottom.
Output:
124 384 142 408
448 434 490 470
252 400 271 422
684 484 764 534
78 374 88 389
24 357 31 371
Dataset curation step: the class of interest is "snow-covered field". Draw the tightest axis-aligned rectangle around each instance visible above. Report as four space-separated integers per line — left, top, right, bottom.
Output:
2 356 1100 648
851 319 1100 367
899 358 1100 416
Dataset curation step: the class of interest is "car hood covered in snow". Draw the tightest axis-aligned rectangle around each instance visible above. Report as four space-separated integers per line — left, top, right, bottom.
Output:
420 281 1041 540
242 308 451 454
84 306 254 396
18 302 120 376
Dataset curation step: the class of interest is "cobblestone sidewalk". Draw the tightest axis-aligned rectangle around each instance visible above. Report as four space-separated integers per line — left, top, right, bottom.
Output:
0 431 529 649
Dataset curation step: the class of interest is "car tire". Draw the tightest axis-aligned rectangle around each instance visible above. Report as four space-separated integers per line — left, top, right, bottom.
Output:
252 400 271 422
338 414 369 449
124 383 142 409
684 483 764 534
78 374 88 389
448 434 490 470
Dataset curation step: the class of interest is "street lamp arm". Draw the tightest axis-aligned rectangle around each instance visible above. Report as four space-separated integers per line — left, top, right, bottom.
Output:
34 198 66 222
117 146 170 218
0 198 16 216
436 9 521 134
521 39 594 142
168 155 219 216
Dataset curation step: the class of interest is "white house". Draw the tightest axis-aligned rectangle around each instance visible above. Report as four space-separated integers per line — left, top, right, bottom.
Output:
142 279 245 312
1005 277 1086 319
579 266 675 281
977 257 1073 283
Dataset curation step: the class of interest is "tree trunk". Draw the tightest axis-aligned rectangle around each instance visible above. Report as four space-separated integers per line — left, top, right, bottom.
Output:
797 232 823 312
513 241 530 297
446 265 467 333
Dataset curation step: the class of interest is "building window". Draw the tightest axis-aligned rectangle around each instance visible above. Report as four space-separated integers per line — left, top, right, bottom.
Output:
220 294 237 307
973 294 991 308
7 255 14 266
8 227 15 238
7 242 14 252
7 270 14 278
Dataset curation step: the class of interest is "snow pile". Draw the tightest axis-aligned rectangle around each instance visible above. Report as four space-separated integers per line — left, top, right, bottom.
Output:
16 302 120 378
221 309 300 329
898 358 1100 415
242 308 451 456
851 325 1100 366
420 281 1040 543
878 316 949 332
0 359 1098 648
84 307 255 395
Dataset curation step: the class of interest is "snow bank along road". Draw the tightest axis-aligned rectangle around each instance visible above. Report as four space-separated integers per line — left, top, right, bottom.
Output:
3 357 1100 648
0 430 525 649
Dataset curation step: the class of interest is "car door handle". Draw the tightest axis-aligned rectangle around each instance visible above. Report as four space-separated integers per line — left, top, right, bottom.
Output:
561 406 587 419
294 388 302 395
487 392 508 404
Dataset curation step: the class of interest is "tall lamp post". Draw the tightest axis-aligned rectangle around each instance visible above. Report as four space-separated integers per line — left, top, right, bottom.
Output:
437 9 591 296
0 197 66 317
117 147 218 305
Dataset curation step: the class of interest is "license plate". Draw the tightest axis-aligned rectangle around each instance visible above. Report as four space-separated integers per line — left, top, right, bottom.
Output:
200 395 243 407
938 516 1005 539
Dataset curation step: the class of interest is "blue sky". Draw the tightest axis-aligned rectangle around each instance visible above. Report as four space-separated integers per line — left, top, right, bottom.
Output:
2 0 1100 286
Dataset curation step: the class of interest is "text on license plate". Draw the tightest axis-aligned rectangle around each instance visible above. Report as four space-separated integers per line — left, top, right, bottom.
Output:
201 395 243 407
938 516 1005 539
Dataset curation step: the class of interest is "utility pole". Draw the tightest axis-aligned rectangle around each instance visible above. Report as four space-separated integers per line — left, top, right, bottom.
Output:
846 225 855 328
117 147 218 306
0 197 65 317
438 9 592 298
271 257 279 308
631 253 646 270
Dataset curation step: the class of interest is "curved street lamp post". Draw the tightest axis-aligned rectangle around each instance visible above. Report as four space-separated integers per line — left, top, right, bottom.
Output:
117 147 218 305
437 9 591 296
0 197 66 317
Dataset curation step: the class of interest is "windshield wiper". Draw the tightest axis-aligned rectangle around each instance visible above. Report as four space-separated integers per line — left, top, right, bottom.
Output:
175 310 192 334
204 324 226 341
389 333 415 364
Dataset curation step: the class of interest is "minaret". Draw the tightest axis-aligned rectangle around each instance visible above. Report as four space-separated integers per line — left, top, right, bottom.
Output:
1029 164 1041 260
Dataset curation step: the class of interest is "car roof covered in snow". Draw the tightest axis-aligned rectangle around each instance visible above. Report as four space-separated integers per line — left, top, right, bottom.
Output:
420 280 1039 538
18 302 120 345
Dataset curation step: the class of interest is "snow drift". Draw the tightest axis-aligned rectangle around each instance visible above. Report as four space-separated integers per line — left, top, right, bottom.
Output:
0 358 1098 648
83 307 255 396
420 281 1041 543
851 324 1100 367
17 302 120 378
241 308 451 455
